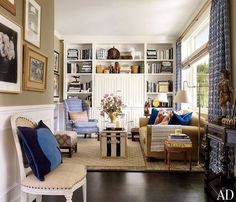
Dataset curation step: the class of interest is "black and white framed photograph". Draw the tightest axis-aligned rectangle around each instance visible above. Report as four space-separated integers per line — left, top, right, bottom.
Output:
0 0 16 15
0 14 22 93
23 45 47 91
54 51 59 73
24 0 41 48
53 73 59 98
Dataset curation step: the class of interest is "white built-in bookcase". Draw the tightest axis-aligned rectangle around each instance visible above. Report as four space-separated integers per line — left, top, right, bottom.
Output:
63 40 176 131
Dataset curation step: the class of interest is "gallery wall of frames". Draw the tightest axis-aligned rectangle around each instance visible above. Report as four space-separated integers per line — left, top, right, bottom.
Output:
0 0 54 106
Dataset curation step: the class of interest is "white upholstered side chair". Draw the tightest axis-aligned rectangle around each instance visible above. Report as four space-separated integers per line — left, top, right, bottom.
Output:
10 114 87 202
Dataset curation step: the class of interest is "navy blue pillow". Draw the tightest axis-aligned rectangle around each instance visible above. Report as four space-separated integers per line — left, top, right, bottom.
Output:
18 120 62 181
169 112 193 125
148 108 159 125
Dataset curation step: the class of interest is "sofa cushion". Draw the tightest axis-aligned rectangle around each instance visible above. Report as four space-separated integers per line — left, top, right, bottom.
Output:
69 111 88 122
148 108 159 125
169 112 193 125
18 120 62 181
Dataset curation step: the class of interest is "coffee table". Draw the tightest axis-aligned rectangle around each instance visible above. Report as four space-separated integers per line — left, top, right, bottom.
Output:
100 130 127 158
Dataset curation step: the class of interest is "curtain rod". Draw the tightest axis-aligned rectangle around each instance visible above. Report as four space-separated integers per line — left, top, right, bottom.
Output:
178 0 211 41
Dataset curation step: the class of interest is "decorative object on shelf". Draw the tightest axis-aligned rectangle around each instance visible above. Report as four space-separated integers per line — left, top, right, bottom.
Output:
134 51 142 59
131 65 138 73
24 0 41 48
96 65 105 73
158 81 169 93
0 0 16 15
107 46 120 59
144 101 150 116
152 100 159 107
23 45 48 91
53 73 59 98
0 13 22 93
218 69 233 117
120 64 131 74
96 48 107 60
67 49 78 60
120 51 132 59
100 93 124 123
221 117 236 126
114 62 120 73
53 51 59 73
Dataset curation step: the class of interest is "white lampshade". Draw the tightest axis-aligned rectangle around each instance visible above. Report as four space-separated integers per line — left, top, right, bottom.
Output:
155 93 168 103
174 90 190 103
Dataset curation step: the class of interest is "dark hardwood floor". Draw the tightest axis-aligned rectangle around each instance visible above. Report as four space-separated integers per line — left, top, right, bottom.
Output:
43 172 211 202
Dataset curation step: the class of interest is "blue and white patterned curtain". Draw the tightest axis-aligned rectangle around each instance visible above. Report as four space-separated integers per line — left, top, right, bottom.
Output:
175 39 182 110
208 0 231 122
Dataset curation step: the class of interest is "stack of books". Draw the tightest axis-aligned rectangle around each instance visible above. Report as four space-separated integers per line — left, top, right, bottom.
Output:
165 134 192 148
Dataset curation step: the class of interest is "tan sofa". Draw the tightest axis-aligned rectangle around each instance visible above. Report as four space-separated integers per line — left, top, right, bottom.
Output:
139 111 205 161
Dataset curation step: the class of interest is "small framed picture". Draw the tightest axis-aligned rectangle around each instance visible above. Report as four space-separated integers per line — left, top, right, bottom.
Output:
0 13 22 93
23 45 47 91
0 0 16 15
53 73 59 98
54 51 59 73
24 0 41 48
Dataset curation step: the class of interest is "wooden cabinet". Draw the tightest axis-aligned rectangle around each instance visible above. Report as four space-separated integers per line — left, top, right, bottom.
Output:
204 122 236 200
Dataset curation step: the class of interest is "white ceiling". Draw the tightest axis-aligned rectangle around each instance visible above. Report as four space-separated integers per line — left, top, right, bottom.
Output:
55 0 204 38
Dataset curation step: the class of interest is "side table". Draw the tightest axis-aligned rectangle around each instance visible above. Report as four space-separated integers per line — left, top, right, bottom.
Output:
131 128 139 141
164 140 192 171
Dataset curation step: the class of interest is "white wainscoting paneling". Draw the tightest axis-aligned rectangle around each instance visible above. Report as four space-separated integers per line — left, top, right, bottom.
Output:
0 104 55 202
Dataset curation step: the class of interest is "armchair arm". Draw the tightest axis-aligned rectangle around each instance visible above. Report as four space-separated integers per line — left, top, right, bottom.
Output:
139 117 149 127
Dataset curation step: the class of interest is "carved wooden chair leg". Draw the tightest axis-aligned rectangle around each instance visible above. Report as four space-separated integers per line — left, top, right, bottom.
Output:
36 195 42 202
65 192 73 202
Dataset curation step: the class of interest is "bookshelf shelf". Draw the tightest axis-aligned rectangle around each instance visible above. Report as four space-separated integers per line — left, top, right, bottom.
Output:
67 59 93 63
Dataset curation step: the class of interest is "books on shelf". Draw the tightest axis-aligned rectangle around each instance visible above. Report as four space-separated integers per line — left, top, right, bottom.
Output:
147 48 173 60
147 61 172 74
67 48 92 60
67 62 92 73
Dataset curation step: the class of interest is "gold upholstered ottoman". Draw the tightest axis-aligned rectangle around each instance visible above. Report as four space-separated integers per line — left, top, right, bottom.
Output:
55 131 78 157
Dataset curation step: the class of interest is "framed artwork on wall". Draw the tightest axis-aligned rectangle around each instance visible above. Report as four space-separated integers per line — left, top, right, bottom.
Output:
0 13 22 93
23 45 47 91
54 51 59 73
0 0 16 15
53 73 59 98
24 0 41 48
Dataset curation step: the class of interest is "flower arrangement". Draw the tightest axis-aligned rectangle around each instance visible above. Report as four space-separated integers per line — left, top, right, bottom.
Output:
100 93 123 117
0 32 15 61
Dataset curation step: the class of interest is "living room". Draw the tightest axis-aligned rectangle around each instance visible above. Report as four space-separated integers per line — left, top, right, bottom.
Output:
0 0 236 202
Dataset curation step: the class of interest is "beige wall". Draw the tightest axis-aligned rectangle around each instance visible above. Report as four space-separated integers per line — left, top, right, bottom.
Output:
231 0 236 94
54 36 64 102
0 0 54 106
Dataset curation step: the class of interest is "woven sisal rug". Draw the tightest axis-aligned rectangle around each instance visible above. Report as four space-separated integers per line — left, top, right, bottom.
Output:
63 139 204 172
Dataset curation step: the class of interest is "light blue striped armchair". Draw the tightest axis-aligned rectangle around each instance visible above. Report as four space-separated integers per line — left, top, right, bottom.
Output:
64 98 99 138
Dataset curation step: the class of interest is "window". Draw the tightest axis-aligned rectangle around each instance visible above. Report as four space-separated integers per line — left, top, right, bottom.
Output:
181 8 210 113
182 55 209 113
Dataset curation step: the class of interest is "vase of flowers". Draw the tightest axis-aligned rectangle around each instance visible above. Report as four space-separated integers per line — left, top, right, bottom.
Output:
100 94 123 123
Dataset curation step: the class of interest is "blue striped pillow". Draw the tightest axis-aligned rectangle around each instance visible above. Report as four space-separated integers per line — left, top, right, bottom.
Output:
18 121 62 181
